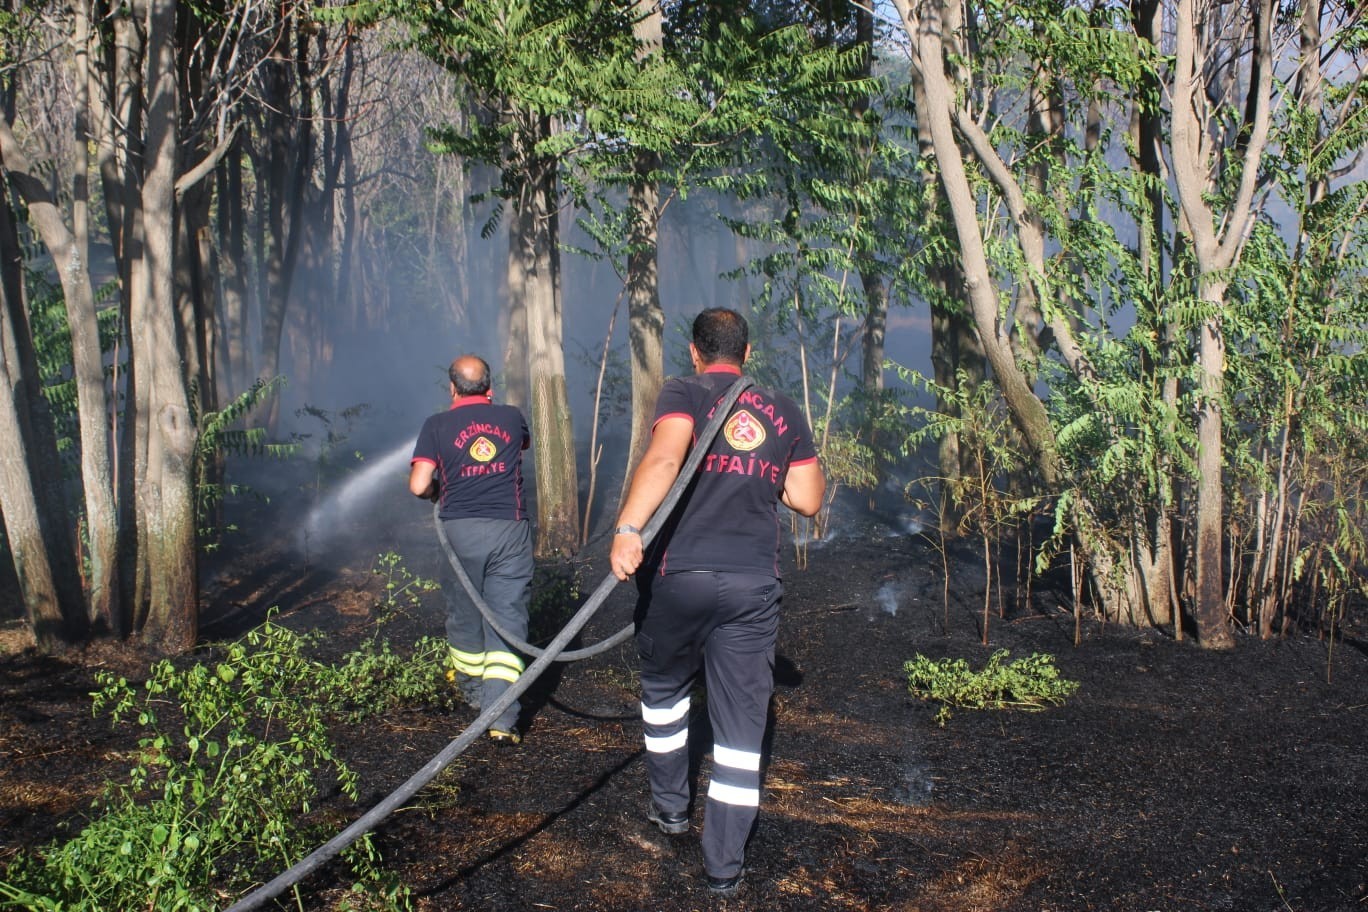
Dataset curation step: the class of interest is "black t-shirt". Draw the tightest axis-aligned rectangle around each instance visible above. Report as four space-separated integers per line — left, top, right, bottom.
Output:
411 396 530 521
645 366 818 578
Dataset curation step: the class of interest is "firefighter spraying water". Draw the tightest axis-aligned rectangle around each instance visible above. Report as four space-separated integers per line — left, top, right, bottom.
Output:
224 349 760 912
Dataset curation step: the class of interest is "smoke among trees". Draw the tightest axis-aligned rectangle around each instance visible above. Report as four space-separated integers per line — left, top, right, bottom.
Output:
0 0 1365 654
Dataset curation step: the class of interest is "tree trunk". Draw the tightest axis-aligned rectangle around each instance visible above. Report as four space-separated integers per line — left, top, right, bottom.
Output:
178 181 217 419
502 204 530 410
138 0 198 652
216 135 249 396
619 0 666 507
895 0 1151 621
620 148 665 504
909 22 980 522
520 147 579 557
852 1 887 395
260 12 311 433
0 322 66 646
0 120 115 638
1169 0 1272 649
1129 0 1177 632
0 183 78 646
894 0 1062 486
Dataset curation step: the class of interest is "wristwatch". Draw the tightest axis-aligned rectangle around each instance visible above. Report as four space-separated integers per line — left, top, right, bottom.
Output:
615 524 641 536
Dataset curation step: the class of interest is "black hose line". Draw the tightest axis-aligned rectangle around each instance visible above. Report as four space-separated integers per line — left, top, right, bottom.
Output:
434 500 634 660
223 375 753 912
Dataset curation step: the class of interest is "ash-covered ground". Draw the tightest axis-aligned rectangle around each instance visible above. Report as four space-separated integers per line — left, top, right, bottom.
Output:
3 473 1367 912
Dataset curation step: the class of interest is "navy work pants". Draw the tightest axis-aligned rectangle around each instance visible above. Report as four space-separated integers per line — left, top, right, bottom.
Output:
636 570 781 880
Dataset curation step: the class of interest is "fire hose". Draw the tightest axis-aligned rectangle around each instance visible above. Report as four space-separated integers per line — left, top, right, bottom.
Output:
223 375 754 912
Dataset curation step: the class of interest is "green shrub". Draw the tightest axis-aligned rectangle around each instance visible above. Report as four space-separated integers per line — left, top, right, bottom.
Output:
0 614 431 911
904 649 1080 726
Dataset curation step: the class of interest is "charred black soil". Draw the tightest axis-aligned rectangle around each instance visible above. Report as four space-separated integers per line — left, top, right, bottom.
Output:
3 486 1367 912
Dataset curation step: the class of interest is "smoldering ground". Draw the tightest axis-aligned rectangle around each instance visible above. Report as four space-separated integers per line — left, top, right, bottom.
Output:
5 467 1366 911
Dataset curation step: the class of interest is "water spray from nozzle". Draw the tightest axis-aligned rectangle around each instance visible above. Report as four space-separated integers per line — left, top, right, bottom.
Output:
299 439 417 555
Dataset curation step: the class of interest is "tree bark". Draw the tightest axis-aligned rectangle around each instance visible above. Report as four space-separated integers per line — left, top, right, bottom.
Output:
619 0 666 507
0 315 66 646
216 134 249 396
1169 0 1272 649
0 179 79 645
259 10 311 433
502 208 530 410
620 148 665 505
909 2 985 520
138 0 198 652
853 1 887 395
0 118 115 638
519 139 579 557
893 0 1062 486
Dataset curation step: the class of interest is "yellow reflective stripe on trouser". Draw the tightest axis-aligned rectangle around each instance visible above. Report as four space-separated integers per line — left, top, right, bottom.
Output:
448 646 485 677
483 650 524 684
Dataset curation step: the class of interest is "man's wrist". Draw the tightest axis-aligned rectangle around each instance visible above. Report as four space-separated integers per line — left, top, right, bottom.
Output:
615 524 641 536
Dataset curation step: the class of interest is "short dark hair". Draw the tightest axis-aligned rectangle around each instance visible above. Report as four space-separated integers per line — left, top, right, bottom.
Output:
691 308 748 365
449 356 492 396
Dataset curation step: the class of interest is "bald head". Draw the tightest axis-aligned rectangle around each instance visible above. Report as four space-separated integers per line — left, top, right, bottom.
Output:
449 355 492 397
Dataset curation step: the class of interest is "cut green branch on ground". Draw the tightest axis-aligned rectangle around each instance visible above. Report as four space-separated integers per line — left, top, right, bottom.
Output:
905 649 1080 726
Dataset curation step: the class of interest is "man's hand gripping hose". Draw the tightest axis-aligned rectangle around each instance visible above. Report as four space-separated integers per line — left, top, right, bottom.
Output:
223 376 752 912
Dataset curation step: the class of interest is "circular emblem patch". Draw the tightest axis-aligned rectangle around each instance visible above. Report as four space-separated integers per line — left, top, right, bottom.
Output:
469 436 498 462
723 410 766 451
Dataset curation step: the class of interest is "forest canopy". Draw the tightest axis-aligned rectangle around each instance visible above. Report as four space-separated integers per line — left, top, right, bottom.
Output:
0 0 1365 655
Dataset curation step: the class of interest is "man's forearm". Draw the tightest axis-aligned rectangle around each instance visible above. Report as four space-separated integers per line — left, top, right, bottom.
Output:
617 456 681 529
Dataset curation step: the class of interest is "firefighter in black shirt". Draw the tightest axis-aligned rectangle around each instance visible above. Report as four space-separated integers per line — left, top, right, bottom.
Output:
611 309 826 894
410 355 532 744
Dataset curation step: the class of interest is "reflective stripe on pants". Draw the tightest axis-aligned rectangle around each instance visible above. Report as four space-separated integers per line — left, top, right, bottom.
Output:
441 517 533 731
636 570 780 880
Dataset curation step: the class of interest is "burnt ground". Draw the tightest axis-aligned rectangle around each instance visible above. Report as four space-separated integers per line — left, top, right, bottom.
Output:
3 476 1368 912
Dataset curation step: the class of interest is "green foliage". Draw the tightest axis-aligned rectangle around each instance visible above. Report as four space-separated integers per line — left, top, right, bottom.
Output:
372 550 441 619
314 552 449 722
1218 108 1368 631
0 615 424 911
807 412 879 538
904 649 1080 727
193 377 296 547
23 267 122 482
292 402 373 497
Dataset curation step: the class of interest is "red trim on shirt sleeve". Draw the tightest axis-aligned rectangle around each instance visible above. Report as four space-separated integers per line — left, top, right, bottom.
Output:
410 457 437 467
652 412 695 430
789 456 819 467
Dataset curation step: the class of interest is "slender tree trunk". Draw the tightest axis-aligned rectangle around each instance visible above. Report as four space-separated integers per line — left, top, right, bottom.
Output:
895 0 1061 485
1169 0 1271 649
0 181 79 645
138 0 197 652
1129 0 1177 631
909 18 980 522
217 135 249 396
502 205 530 409
520 143 579 557
620 148 664 502
109 2 149 631
852 1 887 395
0 320 65 646
177 182 216 418
0 122 115 639
260 11 310 433
618 0 665 506
896 0 1147 619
